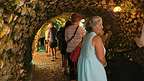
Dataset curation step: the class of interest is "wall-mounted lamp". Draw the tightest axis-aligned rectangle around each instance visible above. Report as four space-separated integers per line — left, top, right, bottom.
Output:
113 6 122 12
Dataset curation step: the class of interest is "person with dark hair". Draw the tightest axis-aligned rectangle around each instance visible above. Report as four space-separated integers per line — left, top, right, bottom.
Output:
65 13 86 81
48 23 58 61
57 20 72 74
78 16 107 81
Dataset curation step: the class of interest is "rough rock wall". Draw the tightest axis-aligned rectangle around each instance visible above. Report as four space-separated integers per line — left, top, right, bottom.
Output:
0 0 144 81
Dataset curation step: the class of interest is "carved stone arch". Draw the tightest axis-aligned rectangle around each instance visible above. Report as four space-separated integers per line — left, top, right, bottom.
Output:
0 0 126 81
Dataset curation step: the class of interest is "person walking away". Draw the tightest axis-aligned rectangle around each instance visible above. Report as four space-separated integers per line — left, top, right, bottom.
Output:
57 20 72 74
48 24 58 61
45 23 52 56
45 27 49 53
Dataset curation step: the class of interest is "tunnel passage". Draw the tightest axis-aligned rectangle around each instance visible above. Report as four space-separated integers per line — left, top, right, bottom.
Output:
0 0 144 81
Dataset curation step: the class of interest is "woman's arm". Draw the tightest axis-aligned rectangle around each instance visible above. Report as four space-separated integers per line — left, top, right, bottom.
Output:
92 36 107 65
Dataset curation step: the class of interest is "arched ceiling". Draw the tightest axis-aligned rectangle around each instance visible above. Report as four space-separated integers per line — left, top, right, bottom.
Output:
0 0 144 81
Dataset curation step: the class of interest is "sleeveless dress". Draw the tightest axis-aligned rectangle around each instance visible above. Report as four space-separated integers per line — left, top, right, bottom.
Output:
78 32 107 81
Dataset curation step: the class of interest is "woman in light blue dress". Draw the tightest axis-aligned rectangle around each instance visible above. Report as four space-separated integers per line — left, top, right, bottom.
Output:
78 16 107 81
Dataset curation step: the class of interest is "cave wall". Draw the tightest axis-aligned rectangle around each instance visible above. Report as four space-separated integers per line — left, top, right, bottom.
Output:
0 0 144 81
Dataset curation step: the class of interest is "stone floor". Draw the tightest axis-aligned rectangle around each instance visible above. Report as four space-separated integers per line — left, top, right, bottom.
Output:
31 49 144 81
32 50 68 81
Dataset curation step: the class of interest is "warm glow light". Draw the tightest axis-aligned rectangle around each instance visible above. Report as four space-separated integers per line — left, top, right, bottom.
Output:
79 19 85 27
113 6 122 12
81 19 85 22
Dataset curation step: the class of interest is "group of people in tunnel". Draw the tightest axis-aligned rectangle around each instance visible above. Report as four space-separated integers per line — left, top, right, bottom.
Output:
45 23 58 61
42 12 144 81
37 23 58 61
59 13 109 81
43 13 111 81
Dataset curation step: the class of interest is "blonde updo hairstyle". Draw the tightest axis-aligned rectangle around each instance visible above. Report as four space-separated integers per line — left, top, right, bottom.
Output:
86 16 102 32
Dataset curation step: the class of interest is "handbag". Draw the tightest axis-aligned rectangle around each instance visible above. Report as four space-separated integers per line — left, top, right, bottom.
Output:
70 45 81 63
66 25 80 63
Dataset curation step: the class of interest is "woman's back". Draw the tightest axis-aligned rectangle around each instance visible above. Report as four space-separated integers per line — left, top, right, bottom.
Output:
80 32 96 57
78 32 107 81
49 27 57 42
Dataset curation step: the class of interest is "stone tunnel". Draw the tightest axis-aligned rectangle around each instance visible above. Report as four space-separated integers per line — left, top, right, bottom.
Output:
0 0 144 81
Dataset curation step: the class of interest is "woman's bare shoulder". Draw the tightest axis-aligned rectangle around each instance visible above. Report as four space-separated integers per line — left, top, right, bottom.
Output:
92 35 103 47
93 35 102 42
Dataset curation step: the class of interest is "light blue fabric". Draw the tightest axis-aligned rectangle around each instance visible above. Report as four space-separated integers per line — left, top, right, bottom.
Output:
78 32 107 81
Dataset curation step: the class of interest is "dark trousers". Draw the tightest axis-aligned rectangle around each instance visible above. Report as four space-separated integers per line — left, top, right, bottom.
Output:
67 53 77 80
